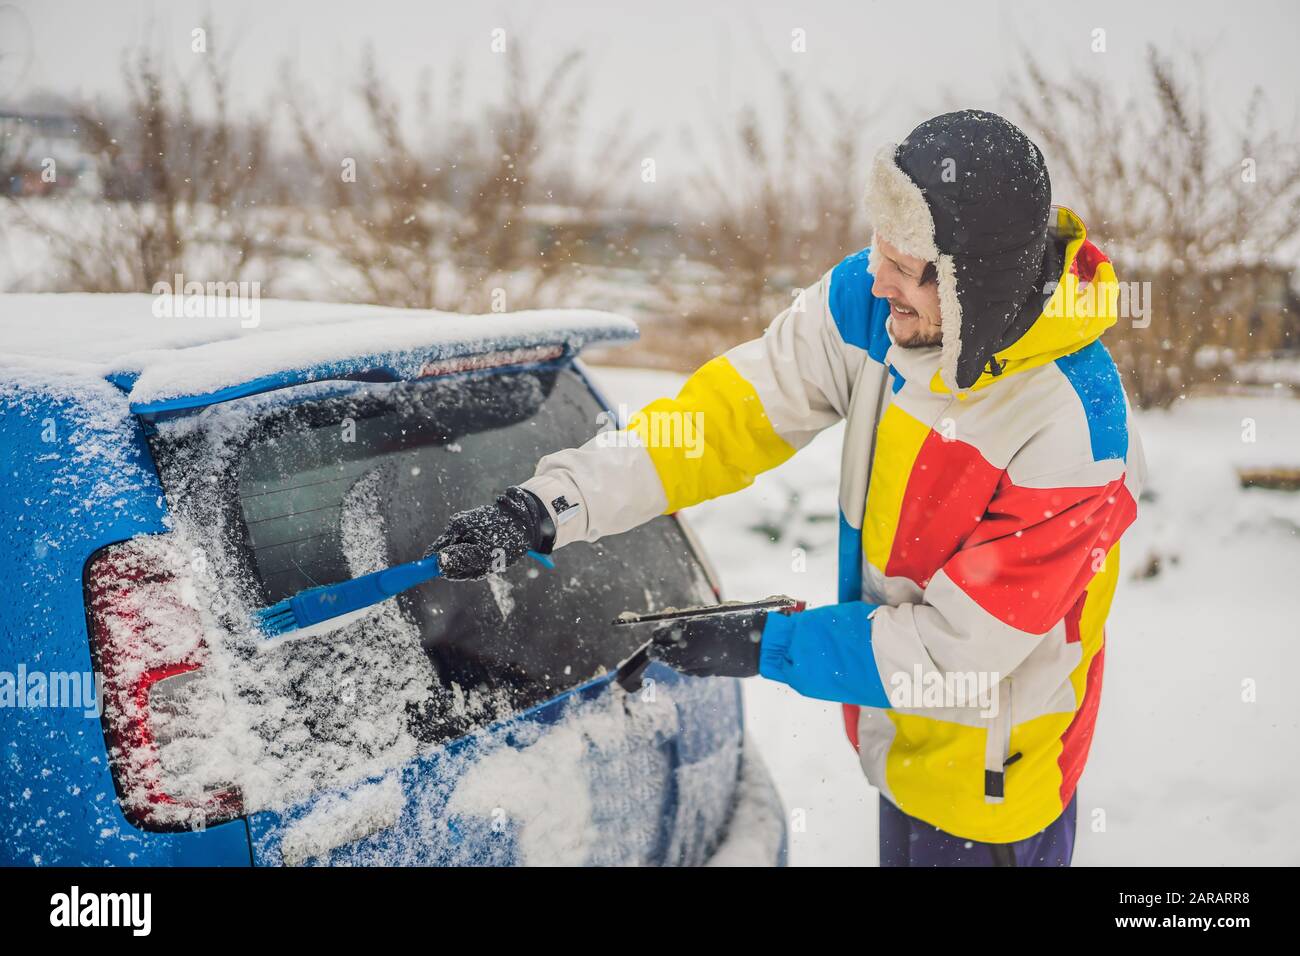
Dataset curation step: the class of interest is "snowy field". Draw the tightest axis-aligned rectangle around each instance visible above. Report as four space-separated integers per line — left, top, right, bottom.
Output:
587 365 1300 867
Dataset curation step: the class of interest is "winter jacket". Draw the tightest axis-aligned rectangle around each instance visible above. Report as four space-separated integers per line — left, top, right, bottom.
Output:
521 205 1145 844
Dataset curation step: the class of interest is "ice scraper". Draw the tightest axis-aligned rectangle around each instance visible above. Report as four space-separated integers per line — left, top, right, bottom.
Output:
611 595 804 691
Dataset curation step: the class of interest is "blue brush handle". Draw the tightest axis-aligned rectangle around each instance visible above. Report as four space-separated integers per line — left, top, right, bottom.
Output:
287 550 552 629
375 555 443 596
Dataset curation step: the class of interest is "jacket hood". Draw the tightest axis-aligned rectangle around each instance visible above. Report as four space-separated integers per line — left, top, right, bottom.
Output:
867 203 1118 397
937 206 1119 394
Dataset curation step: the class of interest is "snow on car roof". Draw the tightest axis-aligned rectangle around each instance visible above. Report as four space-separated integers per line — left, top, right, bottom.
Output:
0 293 638 407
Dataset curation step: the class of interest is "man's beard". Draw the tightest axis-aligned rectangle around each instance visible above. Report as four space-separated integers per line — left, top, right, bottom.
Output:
891 323 944 349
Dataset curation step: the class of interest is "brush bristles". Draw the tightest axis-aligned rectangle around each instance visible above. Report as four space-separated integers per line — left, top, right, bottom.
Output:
253 601 300 637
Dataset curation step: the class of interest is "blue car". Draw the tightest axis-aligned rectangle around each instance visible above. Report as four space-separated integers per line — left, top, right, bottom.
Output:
0 294 787 866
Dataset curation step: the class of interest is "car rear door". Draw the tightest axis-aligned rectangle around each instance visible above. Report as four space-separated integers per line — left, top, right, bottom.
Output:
146 359 745 865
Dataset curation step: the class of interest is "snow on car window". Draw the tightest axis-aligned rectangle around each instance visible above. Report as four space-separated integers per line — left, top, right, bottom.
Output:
146 366 717 819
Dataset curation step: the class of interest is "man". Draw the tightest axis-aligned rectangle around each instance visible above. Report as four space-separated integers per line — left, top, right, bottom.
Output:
430 110 1146 867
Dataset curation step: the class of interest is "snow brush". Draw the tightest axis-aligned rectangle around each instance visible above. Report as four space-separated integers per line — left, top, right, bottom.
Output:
252 550 555 639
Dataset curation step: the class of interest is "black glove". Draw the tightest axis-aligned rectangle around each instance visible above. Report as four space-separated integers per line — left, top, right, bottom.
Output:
428 486 555 581
647 609 769 679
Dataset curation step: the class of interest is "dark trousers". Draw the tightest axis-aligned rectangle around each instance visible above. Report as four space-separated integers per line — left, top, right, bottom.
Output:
879 792 1077 867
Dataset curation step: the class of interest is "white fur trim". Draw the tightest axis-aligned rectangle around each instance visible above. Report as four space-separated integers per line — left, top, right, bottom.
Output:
865 232 898 347
864 144 966 391
863 142 939 262
936 254 964 394
866 234 882 277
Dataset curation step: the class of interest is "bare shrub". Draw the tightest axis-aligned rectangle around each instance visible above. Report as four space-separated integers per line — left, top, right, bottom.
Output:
642 74 876 369
1009 47 1300 408
285 45 650 312
4 30 274 293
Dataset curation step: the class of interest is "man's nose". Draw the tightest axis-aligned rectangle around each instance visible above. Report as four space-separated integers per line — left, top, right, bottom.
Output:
872 268 898 300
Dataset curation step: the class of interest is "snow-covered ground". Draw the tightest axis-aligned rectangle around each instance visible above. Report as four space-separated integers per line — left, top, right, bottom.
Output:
587 365 1300 867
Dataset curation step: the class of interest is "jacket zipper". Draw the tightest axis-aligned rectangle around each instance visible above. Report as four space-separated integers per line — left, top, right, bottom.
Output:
984 675 1014 803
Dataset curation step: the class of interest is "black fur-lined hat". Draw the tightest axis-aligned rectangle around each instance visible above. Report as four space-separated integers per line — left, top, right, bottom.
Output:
864 110 1058 391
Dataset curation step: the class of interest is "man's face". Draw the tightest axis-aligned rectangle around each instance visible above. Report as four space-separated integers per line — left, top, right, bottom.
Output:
871 237 943 348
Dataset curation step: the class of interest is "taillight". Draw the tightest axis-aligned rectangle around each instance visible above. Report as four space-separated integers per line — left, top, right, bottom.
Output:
85 537 243 831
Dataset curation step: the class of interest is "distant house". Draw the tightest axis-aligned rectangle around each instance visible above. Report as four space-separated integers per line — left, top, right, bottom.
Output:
1248 264 1300 353
0 110 98 197
526 205 688 268
1212 262 1300 355
1189 263 1300 387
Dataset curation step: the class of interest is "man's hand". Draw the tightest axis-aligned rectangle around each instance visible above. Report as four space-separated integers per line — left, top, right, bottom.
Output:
428 486 554 580
647 608 771 679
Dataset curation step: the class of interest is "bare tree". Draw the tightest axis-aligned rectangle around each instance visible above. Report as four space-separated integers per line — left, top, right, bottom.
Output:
646 74 876 369
285 44 649 312
4 29 274 293
1009 47 1300 407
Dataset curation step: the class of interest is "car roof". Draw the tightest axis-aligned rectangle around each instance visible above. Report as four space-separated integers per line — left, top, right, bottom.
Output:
0 293 638 414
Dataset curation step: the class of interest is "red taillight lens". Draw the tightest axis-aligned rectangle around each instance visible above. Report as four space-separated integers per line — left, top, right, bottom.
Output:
85 538 243 831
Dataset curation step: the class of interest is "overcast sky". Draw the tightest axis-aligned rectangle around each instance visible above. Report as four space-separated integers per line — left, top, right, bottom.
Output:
5 0 1299 185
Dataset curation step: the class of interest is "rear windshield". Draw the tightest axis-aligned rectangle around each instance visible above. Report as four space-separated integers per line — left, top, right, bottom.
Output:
150 364 716 751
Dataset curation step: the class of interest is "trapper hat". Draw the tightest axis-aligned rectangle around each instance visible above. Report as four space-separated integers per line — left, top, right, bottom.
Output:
863 110 1058 391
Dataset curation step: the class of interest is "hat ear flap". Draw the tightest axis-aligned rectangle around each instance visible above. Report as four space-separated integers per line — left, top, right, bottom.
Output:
863 143 940 263
936 254 966 393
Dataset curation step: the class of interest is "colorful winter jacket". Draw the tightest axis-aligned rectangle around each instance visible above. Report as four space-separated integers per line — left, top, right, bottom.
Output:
521 205 1146 844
